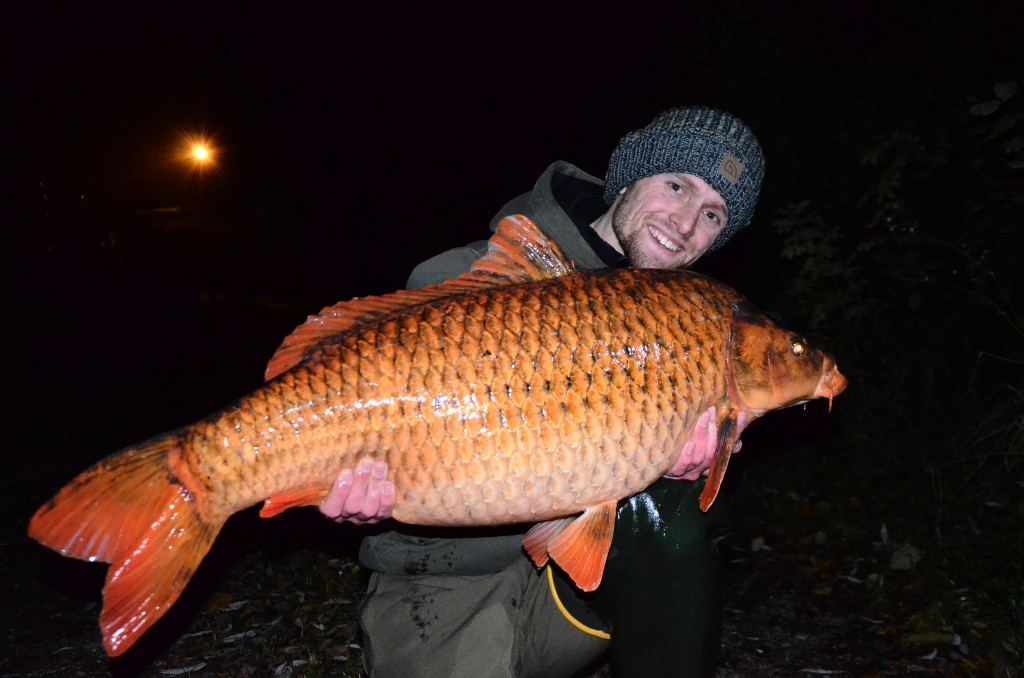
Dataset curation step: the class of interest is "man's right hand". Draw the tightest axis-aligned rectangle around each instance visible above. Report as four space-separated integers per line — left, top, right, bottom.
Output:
320 457 395 524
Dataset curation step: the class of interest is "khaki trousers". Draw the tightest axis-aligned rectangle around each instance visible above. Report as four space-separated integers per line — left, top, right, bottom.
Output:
358 556 608 678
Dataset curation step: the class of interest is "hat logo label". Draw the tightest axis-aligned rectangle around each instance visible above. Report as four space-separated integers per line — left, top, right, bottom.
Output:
718 155 744 185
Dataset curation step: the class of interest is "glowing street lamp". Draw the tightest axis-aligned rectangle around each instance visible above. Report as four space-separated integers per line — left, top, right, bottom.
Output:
171 132 221 208
179 133 218 173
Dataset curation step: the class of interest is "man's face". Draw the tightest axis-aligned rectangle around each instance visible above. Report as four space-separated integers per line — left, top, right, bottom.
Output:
610 172 728 269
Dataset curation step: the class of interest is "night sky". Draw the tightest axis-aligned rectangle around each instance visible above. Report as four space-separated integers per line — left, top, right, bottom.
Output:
2 2 1021 459
8 4 1019 261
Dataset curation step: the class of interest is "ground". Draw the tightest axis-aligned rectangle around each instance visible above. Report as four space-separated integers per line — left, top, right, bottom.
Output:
3 457 1004 678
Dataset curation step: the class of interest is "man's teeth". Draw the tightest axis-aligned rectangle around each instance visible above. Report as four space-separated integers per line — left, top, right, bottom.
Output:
649 225 681 252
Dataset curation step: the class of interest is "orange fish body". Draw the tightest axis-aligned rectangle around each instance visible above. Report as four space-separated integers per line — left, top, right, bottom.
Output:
29 215 847 656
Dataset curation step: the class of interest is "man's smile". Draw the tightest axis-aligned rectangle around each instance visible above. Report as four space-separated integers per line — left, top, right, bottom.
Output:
647 223 683 253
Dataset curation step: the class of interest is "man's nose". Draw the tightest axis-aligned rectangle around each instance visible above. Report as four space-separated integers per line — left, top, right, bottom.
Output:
670 204 701 235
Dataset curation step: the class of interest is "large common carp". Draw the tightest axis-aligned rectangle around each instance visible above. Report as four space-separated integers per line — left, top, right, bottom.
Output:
29 215 846 656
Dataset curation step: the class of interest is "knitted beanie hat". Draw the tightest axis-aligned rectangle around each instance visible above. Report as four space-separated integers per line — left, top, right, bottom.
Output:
604 106 765 253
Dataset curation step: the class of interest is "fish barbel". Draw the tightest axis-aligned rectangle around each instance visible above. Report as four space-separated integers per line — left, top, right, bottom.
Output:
29 214 847 656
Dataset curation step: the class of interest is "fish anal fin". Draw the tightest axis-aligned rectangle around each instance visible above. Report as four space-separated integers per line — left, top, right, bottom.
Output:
27 432 223 657
264 215 574 381
699 413 740 512
523 516 574 568
546 501 617 592
259 484 330 518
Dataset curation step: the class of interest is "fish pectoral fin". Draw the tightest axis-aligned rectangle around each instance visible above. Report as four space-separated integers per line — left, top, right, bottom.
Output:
698 412 739 512
523 516 574 568
260 484 331 518
545 500 617 592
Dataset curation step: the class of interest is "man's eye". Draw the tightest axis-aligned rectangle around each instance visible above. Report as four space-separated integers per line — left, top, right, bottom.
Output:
669 182 682 192
704 211 720 223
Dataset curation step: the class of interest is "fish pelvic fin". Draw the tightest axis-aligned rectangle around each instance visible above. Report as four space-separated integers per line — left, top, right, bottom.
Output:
698 412 739 512
28 432 222 657
523 516 574 568
524 500 617 592
264 215 574 381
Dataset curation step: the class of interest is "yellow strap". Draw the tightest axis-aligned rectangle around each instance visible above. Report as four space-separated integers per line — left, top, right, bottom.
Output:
545 565 611 640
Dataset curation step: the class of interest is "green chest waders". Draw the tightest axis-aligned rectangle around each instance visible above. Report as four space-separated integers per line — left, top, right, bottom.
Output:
555 478 724 677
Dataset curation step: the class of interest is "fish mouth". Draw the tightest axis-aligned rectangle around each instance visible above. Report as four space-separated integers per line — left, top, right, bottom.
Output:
647 224 683 253
815 359 848 411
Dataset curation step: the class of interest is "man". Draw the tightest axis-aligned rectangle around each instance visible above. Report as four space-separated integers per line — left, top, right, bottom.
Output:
321 106 765 677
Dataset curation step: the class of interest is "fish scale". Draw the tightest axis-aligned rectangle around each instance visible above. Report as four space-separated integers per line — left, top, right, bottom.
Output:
28 214 846 656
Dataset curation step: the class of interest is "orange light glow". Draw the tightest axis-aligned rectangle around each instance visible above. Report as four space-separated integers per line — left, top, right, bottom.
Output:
179 132 218 172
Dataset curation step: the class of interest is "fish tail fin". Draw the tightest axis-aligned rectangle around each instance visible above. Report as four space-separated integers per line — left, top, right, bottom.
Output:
28 432 222 656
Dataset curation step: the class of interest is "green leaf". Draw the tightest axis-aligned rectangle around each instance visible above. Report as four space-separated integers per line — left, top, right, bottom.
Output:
1003 136 1024 154
994 80 1018 101
970 100 1001 116
986 115 1018 140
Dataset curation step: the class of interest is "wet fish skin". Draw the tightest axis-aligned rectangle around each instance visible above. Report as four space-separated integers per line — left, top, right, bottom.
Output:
27 215 846 656
174 267 733 528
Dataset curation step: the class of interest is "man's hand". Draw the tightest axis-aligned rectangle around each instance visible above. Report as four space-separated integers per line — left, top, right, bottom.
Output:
320 457 395 524
664 406 747 480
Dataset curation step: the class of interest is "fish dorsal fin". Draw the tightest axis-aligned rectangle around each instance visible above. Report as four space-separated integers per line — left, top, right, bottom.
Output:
264 288 455 381
470 213 575 284
264 214 574 380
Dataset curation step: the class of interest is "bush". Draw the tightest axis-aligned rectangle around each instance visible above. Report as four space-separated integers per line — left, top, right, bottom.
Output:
763 79 1024 672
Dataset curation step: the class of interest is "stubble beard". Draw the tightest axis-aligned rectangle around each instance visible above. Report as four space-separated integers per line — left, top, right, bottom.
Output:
611 188 686 270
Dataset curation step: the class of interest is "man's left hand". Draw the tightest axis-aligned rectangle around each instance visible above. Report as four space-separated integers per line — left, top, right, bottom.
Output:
664 406 747 480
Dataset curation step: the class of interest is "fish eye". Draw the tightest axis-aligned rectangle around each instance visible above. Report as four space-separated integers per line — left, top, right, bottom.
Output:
791 341 805 356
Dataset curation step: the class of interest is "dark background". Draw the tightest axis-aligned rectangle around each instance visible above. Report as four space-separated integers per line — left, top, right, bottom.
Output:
3 2 1023 674
3 1 1018 436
